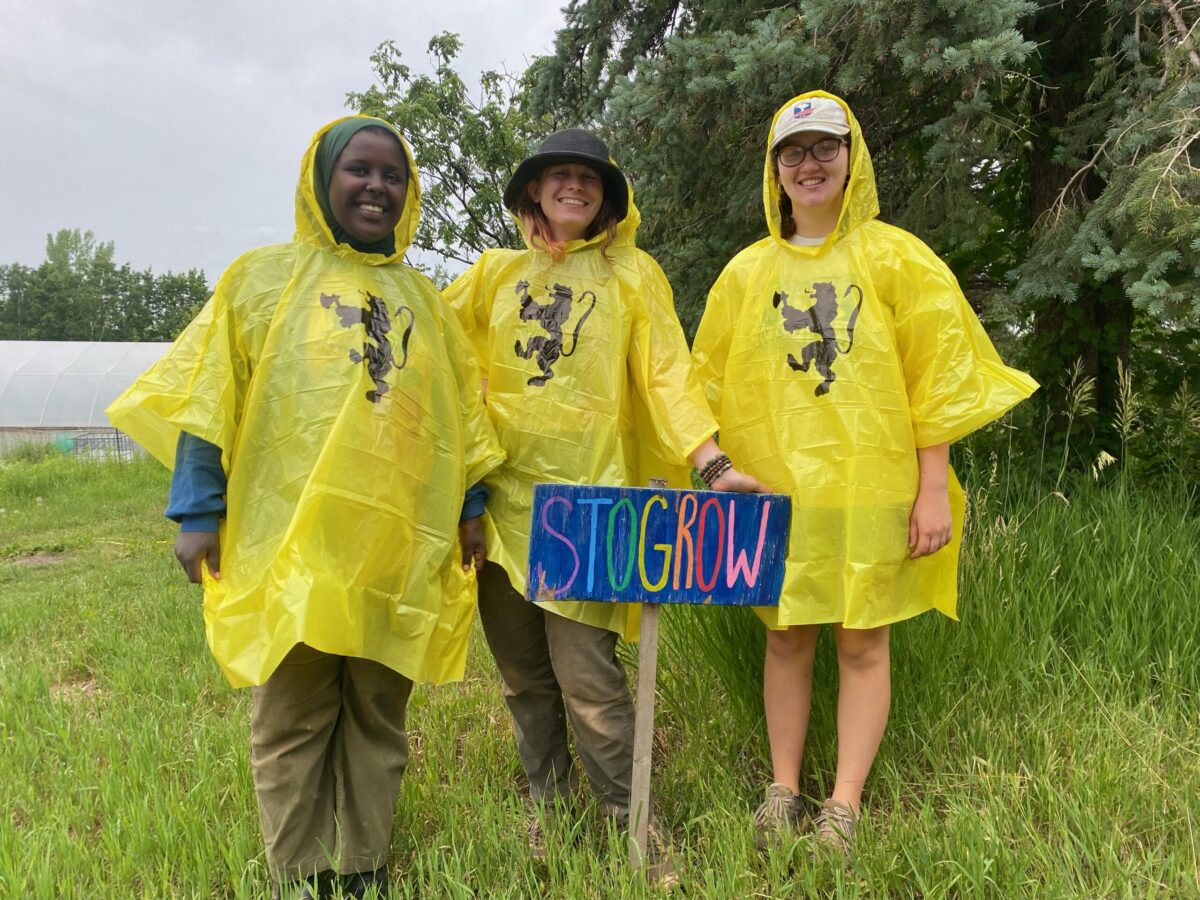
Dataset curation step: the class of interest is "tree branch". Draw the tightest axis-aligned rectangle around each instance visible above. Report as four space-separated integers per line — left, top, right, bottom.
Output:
1044 118 1141 228
1159 0 1200 69
412 236 473 267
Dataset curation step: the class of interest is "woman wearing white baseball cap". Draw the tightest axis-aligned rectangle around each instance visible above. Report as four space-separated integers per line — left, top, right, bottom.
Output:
691 91 1037 857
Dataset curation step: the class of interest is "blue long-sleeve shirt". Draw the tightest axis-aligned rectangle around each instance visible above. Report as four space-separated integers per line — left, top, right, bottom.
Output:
165 432 226 533
461 481 488 520
166 432 488 531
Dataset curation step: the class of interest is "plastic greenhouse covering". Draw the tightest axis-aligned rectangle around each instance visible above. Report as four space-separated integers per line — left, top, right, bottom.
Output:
0 341 170 427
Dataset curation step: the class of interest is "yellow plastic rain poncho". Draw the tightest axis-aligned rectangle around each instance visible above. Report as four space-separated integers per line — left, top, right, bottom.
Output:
443 186 717 641
107 116 505 687
692 92 1038 629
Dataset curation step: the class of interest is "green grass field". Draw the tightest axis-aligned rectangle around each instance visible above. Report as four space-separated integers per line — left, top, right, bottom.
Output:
2 454 1198 898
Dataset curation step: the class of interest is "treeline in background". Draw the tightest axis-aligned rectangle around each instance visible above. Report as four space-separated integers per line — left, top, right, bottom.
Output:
0 229 207 343
350 1 1199 485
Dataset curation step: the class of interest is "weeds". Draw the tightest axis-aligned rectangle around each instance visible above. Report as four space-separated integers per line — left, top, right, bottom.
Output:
0 439 67 465
1055 359 1097 492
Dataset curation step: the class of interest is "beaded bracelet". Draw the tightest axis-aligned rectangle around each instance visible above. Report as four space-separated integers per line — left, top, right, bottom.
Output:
695 453 727 485
699 453 733 487
704 457 733 486
699 453 729 483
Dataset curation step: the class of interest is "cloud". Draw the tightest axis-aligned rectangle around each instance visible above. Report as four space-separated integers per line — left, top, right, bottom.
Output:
0 0 561 281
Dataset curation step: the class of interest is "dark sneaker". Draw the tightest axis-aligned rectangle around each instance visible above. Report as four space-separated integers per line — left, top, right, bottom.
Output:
812 799 857 859
342 867 389 899
272 874 325 900
753 782 803 850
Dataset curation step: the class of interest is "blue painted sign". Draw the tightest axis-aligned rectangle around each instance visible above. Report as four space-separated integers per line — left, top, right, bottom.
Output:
526 484 790 606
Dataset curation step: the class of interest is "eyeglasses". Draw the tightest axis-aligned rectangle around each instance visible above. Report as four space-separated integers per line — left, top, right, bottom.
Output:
775 138 847 167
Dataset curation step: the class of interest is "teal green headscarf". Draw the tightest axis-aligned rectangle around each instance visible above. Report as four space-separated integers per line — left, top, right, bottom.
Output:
314 118 405 256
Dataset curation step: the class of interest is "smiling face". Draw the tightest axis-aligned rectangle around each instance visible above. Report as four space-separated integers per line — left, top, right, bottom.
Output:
775 130 849 238
528 163 604 242
327 128 408 244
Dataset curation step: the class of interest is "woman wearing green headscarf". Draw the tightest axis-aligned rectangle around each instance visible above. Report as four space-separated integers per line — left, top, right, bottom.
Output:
108 116 504 899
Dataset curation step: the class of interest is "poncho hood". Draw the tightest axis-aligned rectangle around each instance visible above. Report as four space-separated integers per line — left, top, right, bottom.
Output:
763 91 880 252
295 115 421 266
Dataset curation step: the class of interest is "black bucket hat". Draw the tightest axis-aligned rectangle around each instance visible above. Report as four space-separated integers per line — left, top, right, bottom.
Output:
503 129 629 221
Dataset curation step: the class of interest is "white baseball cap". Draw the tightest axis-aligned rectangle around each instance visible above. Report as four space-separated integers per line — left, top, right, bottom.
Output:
771 96 850 149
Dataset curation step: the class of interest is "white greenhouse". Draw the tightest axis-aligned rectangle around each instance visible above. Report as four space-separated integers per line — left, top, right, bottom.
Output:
0 341 170 457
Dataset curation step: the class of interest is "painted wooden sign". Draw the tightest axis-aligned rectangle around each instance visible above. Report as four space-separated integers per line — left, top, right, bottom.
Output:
526 484 790 606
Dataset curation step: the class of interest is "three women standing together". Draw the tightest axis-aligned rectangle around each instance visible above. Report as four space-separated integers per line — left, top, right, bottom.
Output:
110 89 1034 897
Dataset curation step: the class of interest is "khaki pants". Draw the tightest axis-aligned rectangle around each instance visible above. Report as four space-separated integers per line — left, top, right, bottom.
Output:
250 644 413 880
477 562 635 821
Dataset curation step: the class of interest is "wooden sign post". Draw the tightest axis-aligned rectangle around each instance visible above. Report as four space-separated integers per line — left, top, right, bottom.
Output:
526 481 790 870
631 477 667 873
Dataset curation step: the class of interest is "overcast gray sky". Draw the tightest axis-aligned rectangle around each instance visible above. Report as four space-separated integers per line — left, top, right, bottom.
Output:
0 0 562 280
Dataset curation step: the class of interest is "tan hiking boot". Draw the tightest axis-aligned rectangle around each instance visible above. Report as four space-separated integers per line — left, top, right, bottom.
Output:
628 817 681 890
812 799 857 858
753 782 803 850
527 813 548 861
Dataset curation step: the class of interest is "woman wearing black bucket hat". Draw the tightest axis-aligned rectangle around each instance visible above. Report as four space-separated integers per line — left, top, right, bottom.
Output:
444 129 763 872
501 128 630 228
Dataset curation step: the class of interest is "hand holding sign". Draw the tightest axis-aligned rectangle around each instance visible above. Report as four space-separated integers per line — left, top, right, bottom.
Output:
710 466 770 494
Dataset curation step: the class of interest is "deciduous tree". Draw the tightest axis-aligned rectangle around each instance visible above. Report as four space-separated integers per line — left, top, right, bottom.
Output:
347 33 557 273
0 229 208 341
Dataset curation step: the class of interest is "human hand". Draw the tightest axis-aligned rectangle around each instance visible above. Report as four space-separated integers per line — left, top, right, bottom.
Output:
459 516 487 572
908 488 952 559
710 467 770 494
174 531 221 583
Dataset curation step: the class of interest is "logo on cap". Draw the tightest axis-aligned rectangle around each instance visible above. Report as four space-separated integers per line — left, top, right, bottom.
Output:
793 102 814 119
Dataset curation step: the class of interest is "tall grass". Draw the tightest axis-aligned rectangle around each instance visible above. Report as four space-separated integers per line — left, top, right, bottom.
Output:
2 454 1198 897
657 463 1200 896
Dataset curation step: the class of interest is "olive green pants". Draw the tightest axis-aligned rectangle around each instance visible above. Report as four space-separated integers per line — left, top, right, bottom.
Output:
250 643 413 880
477 561 635 822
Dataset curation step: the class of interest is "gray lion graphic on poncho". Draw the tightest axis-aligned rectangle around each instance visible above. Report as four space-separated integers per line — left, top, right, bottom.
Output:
773 281 864 396
513 280 597 387
321 291 415 403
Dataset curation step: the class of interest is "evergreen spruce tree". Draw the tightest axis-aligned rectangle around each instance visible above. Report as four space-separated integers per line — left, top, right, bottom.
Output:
527 0 1200 466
